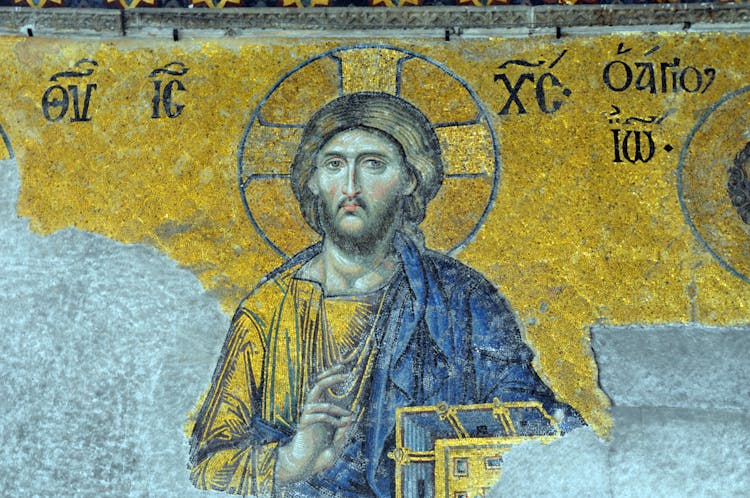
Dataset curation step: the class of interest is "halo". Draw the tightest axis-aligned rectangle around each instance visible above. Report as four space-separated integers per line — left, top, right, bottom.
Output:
0 123 13 160
678 85 750 285
238 44 500 259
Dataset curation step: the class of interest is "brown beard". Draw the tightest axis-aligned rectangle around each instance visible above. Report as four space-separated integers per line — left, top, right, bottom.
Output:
316 195 402 256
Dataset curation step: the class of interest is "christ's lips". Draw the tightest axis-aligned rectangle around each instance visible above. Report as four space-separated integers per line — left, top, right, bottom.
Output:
339 198 366 212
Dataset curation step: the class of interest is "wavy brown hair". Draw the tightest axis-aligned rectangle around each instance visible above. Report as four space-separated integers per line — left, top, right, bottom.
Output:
728 141 750 225
290 92 444 244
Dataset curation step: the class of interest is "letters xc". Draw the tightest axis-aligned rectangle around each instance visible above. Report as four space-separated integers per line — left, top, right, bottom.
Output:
494 52 571 116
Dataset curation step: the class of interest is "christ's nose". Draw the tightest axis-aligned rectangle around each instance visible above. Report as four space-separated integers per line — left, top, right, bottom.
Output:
342 164 361 199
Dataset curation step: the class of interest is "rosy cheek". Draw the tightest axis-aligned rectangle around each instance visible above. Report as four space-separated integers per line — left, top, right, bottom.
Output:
372 178 401 199
316 176 337 197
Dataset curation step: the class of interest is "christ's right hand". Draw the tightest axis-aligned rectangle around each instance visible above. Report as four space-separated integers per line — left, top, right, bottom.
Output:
275 364 354 485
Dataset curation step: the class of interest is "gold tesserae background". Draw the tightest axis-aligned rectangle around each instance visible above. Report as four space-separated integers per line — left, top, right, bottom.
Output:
3 34 750 435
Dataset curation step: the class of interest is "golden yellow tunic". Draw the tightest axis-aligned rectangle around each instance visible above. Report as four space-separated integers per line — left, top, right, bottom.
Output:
189 265 386 496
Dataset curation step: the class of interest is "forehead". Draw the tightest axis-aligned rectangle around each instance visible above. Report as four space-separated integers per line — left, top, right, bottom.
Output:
318 128 402 158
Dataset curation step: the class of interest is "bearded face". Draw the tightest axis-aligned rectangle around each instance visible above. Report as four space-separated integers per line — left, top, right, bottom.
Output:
308 128 415 255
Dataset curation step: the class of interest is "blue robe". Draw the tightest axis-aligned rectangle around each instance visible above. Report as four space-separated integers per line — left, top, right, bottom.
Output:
189 232 582 497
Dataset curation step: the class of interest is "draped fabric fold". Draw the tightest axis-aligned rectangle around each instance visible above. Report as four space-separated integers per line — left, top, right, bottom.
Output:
189 233 583 497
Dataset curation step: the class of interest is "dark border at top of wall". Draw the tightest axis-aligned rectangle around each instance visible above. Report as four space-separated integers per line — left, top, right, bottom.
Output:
1 4 749 37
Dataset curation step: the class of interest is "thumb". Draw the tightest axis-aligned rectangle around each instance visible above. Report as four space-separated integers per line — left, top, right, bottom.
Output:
332 423 351 451
313 448 337 473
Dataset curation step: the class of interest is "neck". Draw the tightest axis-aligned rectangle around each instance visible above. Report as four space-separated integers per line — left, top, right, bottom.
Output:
310 229 400 295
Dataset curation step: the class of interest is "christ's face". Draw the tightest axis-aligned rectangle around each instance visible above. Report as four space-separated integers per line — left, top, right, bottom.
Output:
308 128 415 253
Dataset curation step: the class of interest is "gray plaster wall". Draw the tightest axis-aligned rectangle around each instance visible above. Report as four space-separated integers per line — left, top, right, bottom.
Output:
2 155 749 497
0 157 227 497
490 325 750 497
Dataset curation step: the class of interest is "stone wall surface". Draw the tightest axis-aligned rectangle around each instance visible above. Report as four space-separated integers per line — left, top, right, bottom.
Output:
4 153 748 496
0 20 748 497
0 157 228 497
490 325 750 497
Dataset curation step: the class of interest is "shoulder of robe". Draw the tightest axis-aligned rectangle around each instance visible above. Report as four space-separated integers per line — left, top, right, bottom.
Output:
422 250 499 297
232 263 303 330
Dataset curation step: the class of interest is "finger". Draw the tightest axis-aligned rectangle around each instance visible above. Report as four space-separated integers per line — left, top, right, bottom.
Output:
302 402 353 418
332 423 352 450
313 373 349 389
299 413 352 429
307 373 350 402
314 364 346 381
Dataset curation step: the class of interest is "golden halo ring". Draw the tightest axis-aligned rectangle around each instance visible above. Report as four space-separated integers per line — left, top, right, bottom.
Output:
239 45 500 259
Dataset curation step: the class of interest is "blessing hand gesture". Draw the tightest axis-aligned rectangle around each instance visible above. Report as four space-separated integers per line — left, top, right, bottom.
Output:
275 364 354 485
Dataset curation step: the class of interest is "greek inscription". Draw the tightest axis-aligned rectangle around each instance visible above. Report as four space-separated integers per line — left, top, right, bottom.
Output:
41 59 98 123
41 85 68 122
606 106 675 164
494 51 572 116
149 62 189 119
611 129 656 164
603 53 716 95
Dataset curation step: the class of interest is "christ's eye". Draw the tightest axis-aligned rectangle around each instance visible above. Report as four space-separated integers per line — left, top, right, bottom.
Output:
323 158 345 171
361 157 386 172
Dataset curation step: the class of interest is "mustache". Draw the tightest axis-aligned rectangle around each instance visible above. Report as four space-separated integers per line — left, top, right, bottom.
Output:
338 196 367 210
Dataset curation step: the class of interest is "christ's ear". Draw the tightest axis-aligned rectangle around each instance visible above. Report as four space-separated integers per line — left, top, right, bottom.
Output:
403 171 417 196
307 176 320 196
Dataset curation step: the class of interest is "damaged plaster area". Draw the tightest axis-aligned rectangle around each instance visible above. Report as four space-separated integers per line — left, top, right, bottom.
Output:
491 325 750 497
0 158 227 496
1 156 748 495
